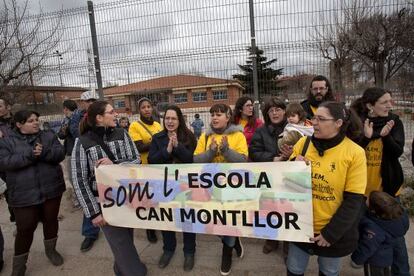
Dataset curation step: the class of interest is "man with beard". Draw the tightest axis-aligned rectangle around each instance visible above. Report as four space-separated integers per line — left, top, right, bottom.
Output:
301 75 335 119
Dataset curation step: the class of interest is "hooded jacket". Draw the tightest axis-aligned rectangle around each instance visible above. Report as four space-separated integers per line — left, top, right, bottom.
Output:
0 129 66 207
351 210 409 267
193 124 248 163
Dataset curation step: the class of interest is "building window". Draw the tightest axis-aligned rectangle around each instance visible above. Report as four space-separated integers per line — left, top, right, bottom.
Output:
213 90 228 100
114 99 126 108
192 91 207 102
174 93 187 104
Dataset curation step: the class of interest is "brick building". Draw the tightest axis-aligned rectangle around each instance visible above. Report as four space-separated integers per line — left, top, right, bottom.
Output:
80 75 244 114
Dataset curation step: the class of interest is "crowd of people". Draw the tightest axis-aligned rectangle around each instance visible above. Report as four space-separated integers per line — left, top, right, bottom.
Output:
0 75 411 276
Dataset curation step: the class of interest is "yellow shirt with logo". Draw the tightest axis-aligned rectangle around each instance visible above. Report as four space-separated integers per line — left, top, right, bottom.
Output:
128 120 162 164
194 131 248 163
291 136 367 234
239 118 248 128
364 138 401 197
310 105 318 116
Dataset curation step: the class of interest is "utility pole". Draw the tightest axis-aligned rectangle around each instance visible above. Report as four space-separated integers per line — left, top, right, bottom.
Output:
87 1 104 100
248 0 260 113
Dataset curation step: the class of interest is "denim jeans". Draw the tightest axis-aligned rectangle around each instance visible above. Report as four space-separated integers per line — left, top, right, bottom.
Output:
220 235 236 247
162 231 196 256
287 243 342 276
82 215 100 239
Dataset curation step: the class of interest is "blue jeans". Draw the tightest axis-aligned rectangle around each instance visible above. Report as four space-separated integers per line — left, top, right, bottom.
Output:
162 231 196 256
391 236 410 276
220 236 236 247
82 215 100 239
287 243 342 276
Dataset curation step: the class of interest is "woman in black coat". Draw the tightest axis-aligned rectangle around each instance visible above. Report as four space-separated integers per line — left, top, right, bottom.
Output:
0 110 66 275
148 105 197 272
351 87 409 276
248 97 292 255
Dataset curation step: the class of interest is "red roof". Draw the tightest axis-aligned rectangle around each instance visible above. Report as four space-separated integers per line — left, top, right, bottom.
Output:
104 74 239 96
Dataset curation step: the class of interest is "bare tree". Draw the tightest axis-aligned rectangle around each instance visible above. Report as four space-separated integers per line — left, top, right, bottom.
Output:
0 0 63 104
310 6 353 98
342 0 414 88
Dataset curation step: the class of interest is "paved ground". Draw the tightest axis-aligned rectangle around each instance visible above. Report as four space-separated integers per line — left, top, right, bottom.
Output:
1 152 413 276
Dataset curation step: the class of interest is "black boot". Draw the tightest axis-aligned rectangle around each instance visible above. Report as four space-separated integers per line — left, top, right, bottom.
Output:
146 229 157 243
220 242 233 276
11 253 28 276
44 237 64 266
234 237 244 258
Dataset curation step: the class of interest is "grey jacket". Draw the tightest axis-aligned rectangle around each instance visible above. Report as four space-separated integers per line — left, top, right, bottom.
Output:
0 130 66 207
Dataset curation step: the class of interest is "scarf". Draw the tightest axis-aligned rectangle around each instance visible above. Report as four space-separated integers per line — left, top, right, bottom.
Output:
368 115 392 140
269 119 287 137
140 115 154 125
311 132 345 157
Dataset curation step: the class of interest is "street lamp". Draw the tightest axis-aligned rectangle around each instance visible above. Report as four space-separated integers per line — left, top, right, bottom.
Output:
54 50 63 86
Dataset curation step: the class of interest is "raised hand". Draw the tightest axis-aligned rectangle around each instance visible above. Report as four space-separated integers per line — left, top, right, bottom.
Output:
364 119 374 139
33 143 43 157
219 136 229 152
380 120 394 137
209 137 218 152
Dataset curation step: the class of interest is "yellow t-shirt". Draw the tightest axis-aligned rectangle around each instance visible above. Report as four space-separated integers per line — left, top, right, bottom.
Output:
310 105 318 116
194 131 248 163
128 120 162 164
364 139 401 197
239 118 248 128
291 136 367 233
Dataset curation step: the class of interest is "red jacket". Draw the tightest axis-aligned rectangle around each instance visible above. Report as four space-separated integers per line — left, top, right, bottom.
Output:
236 117 263 145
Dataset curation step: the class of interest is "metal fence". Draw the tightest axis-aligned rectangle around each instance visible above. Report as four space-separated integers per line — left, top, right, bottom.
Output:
17 0 413 139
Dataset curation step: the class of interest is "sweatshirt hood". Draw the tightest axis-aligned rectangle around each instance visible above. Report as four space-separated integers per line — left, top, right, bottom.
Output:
367 211 409 238
205 124 243 136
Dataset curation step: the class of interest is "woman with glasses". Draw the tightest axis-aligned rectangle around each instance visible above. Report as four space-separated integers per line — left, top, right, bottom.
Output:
148 105 197 271
287 101 366 276
231 96 263 145
72 101 147 276
249 97 292 255
351 88 410 276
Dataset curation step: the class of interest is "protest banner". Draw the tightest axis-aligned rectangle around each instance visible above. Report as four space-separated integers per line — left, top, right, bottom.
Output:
96 162 313 243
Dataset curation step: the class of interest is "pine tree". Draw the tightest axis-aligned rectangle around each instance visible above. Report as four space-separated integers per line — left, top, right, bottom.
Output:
233 46 283 99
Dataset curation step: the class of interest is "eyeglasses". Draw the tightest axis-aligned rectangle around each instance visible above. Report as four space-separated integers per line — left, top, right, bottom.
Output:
104 110 117 115
312 87 327 92
268 107 284 114
311 116 336 122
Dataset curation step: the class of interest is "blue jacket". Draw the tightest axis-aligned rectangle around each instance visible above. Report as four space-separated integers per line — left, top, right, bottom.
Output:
148 130 195 164
351 210 409 267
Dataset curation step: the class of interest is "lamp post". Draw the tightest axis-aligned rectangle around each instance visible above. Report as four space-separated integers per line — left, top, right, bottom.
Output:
54 50 63 86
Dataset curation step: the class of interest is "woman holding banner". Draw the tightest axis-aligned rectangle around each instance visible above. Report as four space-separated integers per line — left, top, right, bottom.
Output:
193 103 248 276
148 105 197 271
128 97 162 243
351 88 410 275
287 101 366 276
249 97 291 255
72 101 147 276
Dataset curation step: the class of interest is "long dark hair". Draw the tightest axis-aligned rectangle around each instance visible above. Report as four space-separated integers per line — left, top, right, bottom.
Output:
261 97 286 125
308 75 335 101
79 101 108 135
232 96 257 128
319 101 362 142
351 87 389 120
163 105 196 150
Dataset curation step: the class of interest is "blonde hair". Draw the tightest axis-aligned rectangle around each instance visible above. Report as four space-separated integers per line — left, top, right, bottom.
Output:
277 130 303 150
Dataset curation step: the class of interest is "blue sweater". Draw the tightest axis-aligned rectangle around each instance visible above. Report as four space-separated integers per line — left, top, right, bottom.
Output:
351 210 409 267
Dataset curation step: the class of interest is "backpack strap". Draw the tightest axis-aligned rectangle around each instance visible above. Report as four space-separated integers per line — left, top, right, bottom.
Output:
137 120 154 137
301 136 311 157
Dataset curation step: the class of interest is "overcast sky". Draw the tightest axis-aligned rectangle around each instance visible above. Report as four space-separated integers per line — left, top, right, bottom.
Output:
17 0 408 88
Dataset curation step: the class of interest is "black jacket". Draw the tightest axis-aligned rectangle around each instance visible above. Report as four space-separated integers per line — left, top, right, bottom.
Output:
57 117 75 156
249 123 286 162
300 99 314 119
148 130 195 164
359 113 404 196
0 130 66 207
